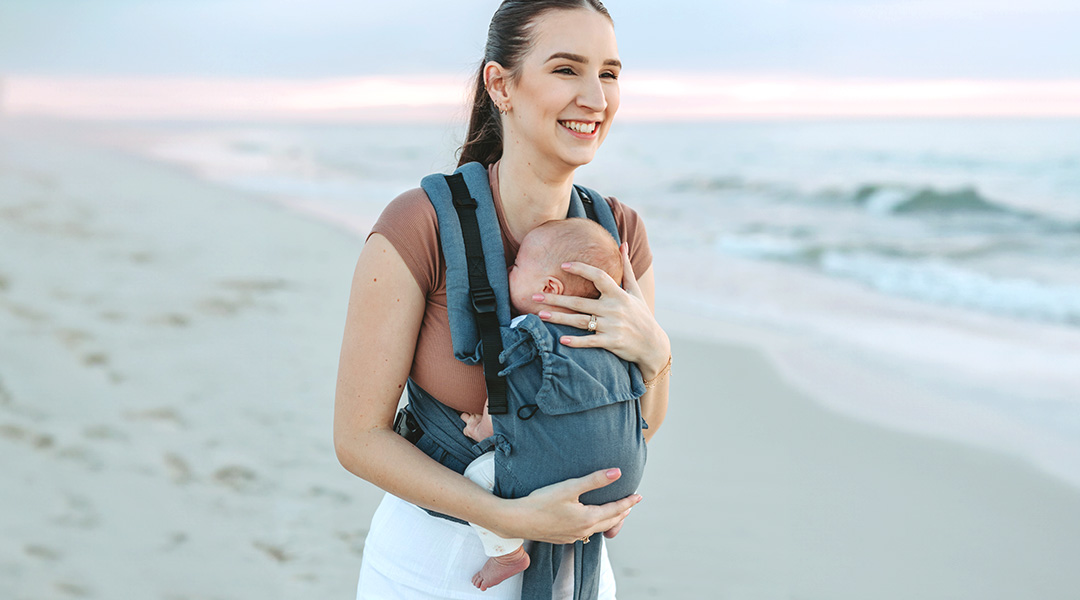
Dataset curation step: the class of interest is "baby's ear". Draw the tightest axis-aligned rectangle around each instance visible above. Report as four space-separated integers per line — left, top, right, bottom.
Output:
543 276 566 295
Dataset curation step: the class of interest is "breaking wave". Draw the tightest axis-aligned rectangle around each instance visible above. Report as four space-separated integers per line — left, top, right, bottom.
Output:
819 252 1080 326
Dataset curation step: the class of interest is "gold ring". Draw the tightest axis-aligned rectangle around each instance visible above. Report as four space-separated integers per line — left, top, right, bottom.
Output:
587 315 598 332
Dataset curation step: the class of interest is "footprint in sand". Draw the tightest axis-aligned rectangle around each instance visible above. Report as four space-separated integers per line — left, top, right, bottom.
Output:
196 279 292 317
52 493 100 529
163 453 193 485
0 376 13 406
196 296 248 316
56 445 105 471
80 352 108 368
123 407 186 428
130 251 154 264
161 531 189 552
336 529 368 556
57 328 93 350
218 279 290 294
82 424 128 442
98 310 127 323
24 544 62 561
253 541 292 563
213 465 262 493
54 581 92 597
1 299 50 323
146 313 190 328
0 422 55 450
309 485 351 505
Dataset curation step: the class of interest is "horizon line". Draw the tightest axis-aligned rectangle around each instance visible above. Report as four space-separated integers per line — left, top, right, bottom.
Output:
3 74 1080 121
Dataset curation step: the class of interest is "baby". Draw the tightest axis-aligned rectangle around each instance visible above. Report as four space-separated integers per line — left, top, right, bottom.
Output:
459 217 644 591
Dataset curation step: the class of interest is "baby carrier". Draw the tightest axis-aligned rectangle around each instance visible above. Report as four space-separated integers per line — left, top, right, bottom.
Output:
397 162 647 600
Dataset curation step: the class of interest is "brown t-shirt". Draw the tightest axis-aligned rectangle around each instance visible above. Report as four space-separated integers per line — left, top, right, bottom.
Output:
369 161 652 414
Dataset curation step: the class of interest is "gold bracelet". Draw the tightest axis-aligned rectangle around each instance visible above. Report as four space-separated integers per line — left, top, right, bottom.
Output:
642 355 672 389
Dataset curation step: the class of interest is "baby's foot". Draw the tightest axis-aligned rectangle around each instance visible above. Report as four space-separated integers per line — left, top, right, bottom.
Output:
472 546 530 591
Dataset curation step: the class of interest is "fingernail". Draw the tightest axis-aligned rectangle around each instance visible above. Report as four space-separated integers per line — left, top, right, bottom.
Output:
606 468 621 479
532 294 544 302
633 494 643 503
562 262 572 269
560 336 572 345
538 311 551 319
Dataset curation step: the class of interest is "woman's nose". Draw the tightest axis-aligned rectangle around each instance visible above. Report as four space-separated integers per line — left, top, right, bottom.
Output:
577 75 608 113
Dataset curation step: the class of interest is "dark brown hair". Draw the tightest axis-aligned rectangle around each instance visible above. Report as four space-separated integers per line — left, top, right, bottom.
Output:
457 0 613 167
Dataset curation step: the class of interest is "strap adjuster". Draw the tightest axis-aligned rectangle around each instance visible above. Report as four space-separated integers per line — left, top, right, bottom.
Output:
470 286 497 314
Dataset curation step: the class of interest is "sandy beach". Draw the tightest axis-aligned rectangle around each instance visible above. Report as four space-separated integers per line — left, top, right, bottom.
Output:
2 120 1080 599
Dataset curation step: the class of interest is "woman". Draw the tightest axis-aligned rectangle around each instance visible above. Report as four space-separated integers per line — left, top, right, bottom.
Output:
333 1 671 597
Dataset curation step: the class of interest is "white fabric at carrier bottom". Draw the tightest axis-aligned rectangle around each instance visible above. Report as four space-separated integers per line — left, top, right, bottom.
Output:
357 492 617 599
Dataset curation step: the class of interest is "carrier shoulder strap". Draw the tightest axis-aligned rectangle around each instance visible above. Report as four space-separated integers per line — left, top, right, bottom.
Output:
572 184 621 246
445 172 509 415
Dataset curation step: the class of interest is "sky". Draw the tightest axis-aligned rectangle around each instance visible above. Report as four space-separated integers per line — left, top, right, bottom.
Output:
2 0 1079 120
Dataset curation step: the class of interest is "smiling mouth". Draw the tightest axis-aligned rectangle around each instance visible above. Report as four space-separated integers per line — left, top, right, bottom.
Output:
559 120 599 134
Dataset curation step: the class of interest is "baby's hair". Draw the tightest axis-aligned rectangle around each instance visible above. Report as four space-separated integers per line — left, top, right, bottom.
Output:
524 218 622 299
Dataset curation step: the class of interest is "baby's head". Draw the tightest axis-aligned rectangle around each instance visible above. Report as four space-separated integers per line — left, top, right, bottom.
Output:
509 218 623 316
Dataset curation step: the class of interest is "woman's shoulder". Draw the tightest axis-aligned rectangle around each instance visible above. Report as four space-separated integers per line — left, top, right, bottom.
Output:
369 187 441 294
603 195 642 227
373 187 437 232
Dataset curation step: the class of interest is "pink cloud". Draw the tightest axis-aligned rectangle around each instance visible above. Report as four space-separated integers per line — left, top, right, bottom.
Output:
3 75 1079 121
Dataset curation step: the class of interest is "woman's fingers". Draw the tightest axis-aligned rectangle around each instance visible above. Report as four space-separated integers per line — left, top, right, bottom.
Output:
533 292 598 315
618 242 643 297
560 260 623 296
602 518 625 539
571 467 622 496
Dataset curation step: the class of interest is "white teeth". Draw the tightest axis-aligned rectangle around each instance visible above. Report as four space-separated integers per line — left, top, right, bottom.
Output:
560 121 597 134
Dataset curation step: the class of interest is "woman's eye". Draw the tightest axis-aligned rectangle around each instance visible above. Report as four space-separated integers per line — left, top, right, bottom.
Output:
602 71 619 80
555 67 576 76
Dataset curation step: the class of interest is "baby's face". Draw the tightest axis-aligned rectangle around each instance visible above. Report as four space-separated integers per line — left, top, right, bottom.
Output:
508 237 554 316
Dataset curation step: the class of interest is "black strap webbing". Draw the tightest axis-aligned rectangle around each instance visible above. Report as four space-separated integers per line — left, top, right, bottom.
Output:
446 173 508 415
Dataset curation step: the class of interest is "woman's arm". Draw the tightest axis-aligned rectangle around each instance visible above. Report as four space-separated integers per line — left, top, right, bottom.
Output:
535 242 671 442
333 233 642 542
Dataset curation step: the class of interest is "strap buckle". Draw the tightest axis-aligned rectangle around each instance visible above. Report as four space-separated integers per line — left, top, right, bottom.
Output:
470 286 497 315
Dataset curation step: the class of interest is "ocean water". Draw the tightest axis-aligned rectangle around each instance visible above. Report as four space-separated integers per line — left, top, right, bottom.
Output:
102 118 1080 487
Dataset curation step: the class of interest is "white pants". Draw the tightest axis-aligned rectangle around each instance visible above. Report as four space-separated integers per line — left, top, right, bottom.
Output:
357 492 617 599
463 452 524 557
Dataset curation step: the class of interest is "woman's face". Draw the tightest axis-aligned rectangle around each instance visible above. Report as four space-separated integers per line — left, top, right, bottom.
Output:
501 8 621 171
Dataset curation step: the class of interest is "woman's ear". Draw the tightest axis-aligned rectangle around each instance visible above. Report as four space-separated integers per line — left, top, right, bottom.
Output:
484 61 512 112
543 276 566 296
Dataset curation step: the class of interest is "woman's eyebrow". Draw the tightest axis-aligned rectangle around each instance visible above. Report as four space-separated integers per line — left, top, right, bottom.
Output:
545 52 622 68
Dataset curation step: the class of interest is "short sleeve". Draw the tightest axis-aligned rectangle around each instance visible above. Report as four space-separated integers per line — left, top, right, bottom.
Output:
606 196 653 278
368 188 441 295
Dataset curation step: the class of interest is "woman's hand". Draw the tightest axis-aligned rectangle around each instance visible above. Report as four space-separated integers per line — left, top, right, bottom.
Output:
535 242 670 380
490 468 642 544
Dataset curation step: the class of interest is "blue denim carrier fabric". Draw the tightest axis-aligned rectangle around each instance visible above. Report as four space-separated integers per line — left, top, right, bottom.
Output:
411 162 642 600
494 315 648 600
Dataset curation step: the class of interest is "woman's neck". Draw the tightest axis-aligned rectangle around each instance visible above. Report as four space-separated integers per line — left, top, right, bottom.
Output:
496 153 575 244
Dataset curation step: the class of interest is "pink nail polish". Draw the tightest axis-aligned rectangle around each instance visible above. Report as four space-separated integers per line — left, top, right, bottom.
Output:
606 468 621 479
533 293 544 302
538 311 551 319
562 262 572 269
